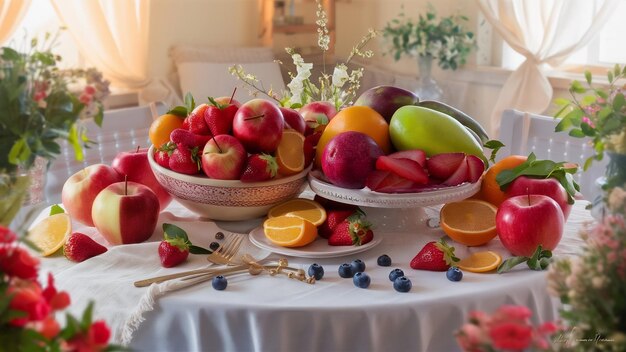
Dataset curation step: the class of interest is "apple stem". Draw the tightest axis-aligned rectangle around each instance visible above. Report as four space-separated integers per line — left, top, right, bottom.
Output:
124 175 128 196
229 88 237 104
244 114 264 121
136 145 140 153
211 135 223 153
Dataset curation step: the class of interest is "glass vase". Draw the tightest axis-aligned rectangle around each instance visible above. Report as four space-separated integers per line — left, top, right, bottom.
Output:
591 152 626 219
0 171 30 227
414 54 443 101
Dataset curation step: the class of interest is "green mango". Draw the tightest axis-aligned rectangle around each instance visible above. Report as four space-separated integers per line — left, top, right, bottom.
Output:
389 106 487 164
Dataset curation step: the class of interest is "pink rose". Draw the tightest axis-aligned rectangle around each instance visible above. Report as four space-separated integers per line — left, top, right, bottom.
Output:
494 305 532 323
456 323 486 352
84 85 96 95
489 322 533 351
0 246 40 280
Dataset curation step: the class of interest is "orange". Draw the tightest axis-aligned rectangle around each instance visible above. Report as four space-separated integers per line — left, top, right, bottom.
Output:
27 213 71 256
440 199 498 246
475 155 527 206
149 113 185 148
263 216 318 247
456 251 502 273
268 198 326 226
315 106 392 167
276 130 305 176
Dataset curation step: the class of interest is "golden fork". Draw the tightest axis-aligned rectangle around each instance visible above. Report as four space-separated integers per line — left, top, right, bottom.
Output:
133 233 245 287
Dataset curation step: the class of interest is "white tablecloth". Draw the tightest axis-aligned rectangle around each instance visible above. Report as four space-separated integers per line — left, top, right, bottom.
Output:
35 198 592 352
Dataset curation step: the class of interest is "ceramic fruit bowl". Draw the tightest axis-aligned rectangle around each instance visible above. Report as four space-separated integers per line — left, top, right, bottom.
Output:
148 146 309 221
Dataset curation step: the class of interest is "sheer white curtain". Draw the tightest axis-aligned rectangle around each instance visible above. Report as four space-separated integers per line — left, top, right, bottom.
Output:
476 0 618 137
0 0 31 44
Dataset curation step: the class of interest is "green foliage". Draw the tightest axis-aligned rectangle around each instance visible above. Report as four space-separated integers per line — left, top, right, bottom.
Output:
382 4 476 70
497 245 552 273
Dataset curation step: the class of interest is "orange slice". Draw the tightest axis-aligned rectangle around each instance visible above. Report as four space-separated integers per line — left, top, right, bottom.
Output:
263 215 317 247
456 251 502 273
27 213 72 256
276 130 305 176
267 198 326 226
149 113 184 148
440 199 497 246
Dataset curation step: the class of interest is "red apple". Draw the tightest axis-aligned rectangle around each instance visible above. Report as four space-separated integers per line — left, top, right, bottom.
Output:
111 147 172 211
279 107 306 135
61 164 122 226
232 99 284 153
505 176 572 219
299 101 337 135
214 96 241 108
496 194 564 257
201 135 247 180
91 181 160 245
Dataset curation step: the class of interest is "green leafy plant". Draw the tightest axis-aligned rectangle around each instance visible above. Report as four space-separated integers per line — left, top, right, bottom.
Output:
497 245 553 273
554 64 626 170
0 32 110 173
382 5 476 70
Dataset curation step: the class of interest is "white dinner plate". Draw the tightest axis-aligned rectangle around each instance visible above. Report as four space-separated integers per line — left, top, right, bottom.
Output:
248 225 382 259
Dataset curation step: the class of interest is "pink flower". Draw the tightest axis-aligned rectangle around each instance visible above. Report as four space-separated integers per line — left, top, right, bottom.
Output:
42 273 71 311
468 310 490 326
0 226 17 244
494 305 532 323
64 320 111 352
88 320 111 345
0 246 40 280
30 315 61 340
83 85 96 96
8 279 51 327
79 93 93 105
489 322 533 351
456 323 486 352
581 116 595 128
538 321 560 335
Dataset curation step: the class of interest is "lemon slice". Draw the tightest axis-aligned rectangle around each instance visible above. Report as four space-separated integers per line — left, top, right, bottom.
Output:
456 251 502 273
263 216 318 248
268 198 326 226
27 213 71 256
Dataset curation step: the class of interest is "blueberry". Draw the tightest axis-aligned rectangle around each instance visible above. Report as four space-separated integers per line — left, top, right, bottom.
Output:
351 259 366 273
308 263 324 280
209 242 220 251
215 232 225 240
388 268 404 282
446 266 463 282
393 276 412 293
353 272 371 288
338 263 353 278
377 254 392 267
212 275 228 290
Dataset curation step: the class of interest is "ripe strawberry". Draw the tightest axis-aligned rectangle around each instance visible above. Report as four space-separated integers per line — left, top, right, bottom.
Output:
319 208 360 239
240 154 278 182
158 238 189 268
169 145 201 174
155 141 176 169
64 232 107 262
410 238 459 271
328 214 373 246
186 104 212 135
204 97 237 136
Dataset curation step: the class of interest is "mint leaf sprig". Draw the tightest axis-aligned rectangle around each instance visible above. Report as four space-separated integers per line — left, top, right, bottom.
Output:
497 245 552 273
167 92 196 117
495 152 580 204
162 223 211 255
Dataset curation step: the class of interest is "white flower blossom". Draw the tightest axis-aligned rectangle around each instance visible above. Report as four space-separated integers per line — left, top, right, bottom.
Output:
332 64 349 88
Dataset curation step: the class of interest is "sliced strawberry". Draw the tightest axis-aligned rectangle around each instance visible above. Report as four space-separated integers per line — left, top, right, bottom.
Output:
426 153 466 180
63 232 107 262
328 213 373 246
240 154 278 182
319 208 362 239
388 149 426 167
375 156 429 184
169 145 201 175
410 238 459 271
442 156 469 186
466 155 486 183
365 170 414 193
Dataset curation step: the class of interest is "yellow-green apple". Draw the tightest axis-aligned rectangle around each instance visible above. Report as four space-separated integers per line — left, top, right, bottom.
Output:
201 135 247 180
504 176 572 219
279 107 306 135
61 164 122 226
232 98 284 153
91 181 160 245
389 106 487 164
299 101 337 135
354 85 419 122
496 194 564 257
321 131 384 189
111 147 172 211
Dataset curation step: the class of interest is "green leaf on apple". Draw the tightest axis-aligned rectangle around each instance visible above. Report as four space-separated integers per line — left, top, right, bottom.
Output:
495 152 580 204
497 245 553 273
49 204 65 216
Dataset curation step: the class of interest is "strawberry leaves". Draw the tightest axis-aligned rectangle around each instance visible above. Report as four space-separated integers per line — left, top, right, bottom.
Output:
495 152 580 204
162 223 211 254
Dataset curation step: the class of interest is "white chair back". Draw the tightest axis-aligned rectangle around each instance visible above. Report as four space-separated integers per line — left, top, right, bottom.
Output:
45 102 168 204
499 109 607 201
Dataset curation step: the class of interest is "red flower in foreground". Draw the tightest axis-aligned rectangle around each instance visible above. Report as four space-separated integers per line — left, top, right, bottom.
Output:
0 226 17 243
0 246 40 280
8 280 50 327
64 320 112 352
489 322 533 351
42 273 71 311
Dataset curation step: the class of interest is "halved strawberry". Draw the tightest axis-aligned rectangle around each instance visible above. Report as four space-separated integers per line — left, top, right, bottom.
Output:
426 153 466 180
366 170 414 193
442 157 469 186
375 156 428 184
388 149 426 167
466 155 486 183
